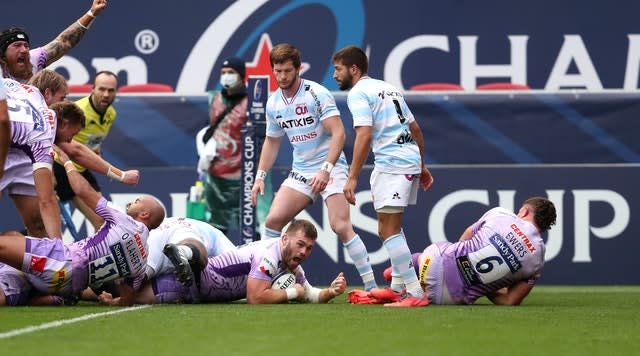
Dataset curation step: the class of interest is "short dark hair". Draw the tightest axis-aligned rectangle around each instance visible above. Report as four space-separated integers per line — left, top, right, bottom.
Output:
269 43 301 69
523 197 557 233
332 45 368 74
285 219 317 240
50 100 86 128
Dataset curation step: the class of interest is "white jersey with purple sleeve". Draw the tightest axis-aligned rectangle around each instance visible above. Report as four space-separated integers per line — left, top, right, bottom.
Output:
440 207 545 304
145 217 236 278
265 78 347 174
347 77 421 174
194 238 306 303
3 47 48 83
67 197 150 294
4 79 55 168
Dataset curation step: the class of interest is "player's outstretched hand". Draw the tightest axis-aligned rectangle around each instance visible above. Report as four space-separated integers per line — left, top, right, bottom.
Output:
329 272 347 296
91 0 108 16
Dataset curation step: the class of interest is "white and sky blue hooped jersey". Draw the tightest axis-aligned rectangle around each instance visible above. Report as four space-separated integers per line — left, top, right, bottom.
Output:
266 78 347 174
347 77 421 174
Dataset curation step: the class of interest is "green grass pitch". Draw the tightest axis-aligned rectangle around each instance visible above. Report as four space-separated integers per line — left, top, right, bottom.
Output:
1 286 638 355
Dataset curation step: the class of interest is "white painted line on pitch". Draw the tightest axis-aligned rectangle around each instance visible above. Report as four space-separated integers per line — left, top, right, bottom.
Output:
0 305 151 339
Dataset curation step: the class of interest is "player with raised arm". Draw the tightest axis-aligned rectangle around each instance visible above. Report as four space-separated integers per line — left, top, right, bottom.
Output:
0 146 164 306
0 0 108 83
83 217 235 302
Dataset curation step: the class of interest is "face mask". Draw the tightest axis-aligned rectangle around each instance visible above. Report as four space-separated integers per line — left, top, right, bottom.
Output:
220 73 240 89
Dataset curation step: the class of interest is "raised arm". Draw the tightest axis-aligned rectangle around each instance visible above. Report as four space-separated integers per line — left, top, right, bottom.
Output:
43 0 108 66
54 145 102 211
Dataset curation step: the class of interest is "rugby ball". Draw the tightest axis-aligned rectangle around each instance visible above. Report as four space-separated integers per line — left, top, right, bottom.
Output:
271 271 296 290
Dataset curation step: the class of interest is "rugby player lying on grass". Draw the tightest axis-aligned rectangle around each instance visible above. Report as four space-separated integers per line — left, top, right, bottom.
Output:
349 197 556 306
97 219 346 305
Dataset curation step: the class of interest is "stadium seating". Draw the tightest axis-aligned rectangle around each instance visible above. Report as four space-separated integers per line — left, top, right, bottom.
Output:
476 82 531 90
410 83 464 91
118 83 174 93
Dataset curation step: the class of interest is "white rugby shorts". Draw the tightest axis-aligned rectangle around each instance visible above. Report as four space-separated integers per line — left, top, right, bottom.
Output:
281 165 348 202
370 169 419 211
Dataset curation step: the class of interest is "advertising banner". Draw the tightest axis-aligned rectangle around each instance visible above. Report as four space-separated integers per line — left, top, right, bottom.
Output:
2 165 636 285
239 75 270 243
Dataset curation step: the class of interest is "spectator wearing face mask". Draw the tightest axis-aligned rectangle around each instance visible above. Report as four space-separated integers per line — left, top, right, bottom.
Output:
197 58 271 238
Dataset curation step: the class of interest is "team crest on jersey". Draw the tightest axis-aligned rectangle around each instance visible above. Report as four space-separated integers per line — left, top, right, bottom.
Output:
259 257 277 277
295 104 308 116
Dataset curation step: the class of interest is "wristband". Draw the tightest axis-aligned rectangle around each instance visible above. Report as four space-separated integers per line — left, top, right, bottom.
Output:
320 161 334 174
64 161 76 173
285 288 298 301
256 169 267 180
76 20 88 30
107 166 125 182
87 10 96 18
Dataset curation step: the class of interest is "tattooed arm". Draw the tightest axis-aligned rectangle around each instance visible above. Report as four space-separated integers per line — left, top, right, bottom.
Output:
43 0 108 66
